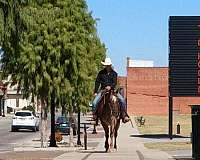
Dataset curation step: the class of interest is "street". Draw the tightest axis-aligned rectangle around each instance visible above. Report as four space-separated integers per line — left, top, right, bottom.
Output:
0 113 102 160
0 115 40 153
0 113 94 153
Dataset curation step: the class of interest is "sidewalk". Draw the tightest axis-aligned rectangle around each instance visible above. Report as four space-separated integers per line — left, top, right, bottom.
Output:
54 116 174 160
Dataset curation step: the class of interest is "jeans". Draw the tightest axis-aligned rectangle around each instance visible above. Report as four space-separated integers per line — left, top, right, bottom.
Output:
117 93 126 110
92 91 103 112
92 91 126 111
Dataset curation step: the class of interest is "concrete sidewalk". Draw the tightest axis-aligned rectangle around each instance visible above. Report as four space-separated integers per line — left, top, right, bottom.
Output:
54 117 174 160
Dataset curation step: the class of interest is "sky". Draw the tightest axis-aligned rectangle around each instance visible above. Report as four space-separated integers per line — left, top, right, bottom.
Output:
86 0 200 76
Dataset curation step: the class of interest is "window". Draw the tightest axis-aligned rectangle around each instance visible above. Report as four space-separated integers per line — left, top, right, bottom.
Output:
15 112 32 117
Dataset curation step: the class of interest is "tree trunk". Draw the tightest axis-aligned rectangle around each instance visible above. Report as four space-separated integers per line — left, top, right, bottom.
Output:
69 111 74 147
49 91 57 147
40 98 48 148
61 105 66 116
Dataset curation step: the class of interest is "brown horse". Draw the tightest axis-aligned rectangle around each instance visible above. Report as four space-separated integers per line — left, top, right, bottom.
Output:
96 90 121 152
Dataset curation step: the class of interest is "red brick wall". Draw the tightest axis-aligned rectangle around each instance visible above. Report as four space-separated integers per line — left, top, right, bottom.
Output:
117 76 127 98
124 67 200 115
127 67 168 115
173 97 200 114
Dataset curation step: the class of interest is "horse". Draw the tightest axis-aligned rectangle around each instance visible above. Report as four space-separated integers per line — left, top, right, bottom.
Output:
96 89 121 152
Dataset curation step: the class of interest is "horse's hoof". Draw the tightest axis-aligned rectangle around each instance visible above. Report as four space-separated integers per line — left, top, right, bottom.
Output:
110 148 116 152
105 148 111 153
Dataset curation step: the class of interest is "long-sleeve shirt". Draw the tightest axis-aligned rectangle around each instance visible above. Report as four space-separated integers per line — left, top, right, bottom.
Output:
94 68 118 93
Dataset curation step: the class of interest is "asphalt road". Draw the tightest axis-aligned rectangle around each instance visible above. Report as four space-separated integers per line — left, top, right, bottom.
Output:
0 115 40 153
0 113 94 154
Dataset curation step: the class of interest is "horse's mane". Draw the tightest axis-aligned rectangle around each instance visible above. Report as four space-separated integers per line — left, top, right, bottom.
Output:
97 90 120 120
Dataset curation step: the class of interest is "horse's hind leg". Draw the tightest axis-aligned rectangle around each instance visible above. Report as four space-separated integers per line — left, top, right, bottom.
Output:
102 122 109 152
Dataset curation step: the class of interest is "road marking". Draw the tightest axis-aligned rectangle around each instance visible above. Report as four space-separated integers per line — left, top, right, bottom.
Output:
81 153 93 160
136 150 145 160
0 150 11 154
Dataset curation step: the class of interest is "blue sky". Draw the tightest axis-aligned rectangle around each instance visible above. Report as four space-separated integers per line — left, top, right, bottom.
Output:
86 0 200 76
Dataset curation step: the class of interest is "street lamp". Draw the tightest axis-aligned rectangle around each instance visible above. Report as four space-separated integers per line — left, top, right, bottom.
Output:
0 85 7 117
2 95 5 117
2 86 7 117
77 105 81 146
0 90 3 116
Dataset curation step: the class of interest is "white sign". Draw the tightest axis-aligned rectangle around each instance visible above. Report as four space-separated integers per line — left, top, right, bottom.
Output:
128 59 154 67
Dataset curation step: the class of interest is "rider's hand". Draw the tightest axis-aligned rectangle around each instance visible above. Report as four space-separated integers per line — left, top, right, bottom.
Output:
94 93 97 96
105 86 111 90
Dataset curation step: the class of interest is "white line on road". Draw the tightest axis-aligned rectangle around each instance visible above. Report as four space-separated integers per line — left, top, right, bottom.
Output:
0 150 11 154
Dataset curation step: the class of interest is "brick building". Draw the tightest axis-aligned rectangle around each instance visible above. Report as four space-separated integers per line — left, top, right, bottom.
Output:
118 58 200 116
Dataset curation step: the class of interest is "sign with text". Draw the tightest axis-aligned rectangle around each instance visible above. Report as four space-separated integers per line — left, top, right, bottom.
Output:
169 16 200 96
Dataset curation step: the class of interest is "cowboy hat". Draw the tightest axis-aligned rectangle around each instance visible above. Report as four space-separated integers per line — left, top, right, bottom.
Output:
101 57 112 66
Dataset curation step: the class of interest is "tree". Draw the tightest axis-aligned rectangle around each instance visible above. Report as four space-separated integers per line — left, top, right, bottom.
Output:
0 0 106 147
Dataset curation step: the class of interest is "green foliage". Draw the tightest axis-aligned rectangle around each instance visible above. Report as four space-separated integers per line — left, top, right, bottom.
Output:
0 0 106 113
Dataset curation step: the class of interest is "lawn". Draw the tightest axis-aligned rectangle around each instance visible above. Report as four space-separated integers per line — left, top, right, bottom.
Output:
144 142 191 151
134 114 192 151
135 114 192 137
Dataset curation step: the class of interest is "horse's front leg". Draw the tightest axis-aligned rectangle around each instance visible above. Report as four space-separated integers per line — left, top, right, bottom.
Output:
114 130 118 150
114 120 120 150
105 132 109 152
102 122 109 152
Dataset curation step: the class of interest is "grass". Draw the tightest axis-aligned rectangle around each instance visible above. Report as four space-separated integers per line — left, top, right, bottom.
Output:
144 142 192 151
135 114 192 137
134 114 192 151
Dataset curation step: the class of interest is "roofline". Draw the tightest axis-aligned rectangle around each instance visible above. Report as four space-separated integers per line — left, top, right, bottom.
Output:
127 67 168 69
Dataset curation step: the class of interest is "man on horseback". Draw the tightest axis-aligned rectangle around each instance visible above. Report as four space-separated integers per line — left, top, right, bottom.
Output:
92 57 130 123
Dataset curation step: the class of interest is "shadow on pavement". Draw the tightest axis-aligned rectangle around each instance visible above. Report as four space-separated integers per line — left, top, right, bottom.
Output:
130 134 190 139
9 129 36 133
78 150 106 154
173 157 193 160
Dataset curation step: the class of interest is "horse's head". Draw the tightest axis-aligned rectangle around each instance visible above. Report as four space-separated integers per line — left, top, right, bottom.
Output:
101 90 120 116
101 90 115 104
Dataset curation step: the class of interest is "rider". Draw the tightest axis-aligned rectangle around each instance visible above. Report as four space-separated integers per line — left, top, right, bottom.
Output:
92 57 130 123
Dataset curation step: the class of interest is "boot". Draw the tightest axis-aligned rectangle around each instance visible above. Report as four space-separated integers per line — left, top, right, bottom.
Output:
121 110 130 123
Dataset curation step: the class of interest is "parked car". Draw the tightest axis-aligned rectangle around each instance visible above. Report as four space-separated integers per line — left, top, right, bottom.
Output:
55 116 77 135
11 110 40 132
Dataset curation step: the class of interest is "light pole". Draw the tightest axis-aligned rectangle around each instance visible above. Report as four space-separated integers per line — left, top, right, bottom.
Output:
0 94 2 116
2 95 5 117
2 86 7 117
0 85 7 117
77 106 81 146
